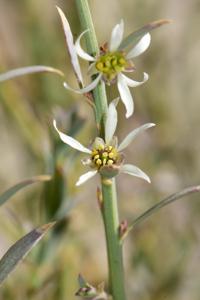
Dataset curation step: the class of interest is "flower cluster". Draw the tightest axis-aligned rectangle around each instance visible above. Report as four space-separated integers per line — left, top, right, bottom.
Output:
54 100 155 186
0 6 164 187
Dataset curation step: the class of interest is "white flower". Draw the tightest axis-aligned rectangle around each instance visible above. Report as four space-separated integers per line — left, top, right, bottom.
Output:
64 20 151 118
53 100 155 186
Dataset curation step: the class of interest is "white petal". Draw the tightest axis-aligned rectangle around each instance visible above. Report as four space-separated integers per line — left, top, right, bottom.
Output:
81 157 92 166
53 120 91 154
87 62 98 76
0 66 64 82
118 123 155 151
121 164 151 183
126 33 151 59
75 30 95 61
122 72 149 87
76 170 97 186
117 73 134 118
63 73 102 94
109 20 124 51
105 99 119 144
93 137 105 148
56 6 83 85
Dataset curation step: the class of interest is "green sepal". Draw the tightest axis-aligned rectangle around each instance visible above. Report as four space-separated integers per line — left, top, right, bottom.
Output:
99 164 120 178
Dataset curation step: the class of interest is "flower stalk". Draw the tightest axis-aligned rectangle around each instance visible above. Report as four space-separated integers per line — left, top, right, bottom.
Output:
75 0 127 298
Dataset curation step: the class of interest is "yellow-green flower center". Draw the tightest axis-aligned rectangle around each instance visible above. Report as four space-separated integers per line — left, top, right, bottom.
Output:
91 144 118 169
95 51 127 81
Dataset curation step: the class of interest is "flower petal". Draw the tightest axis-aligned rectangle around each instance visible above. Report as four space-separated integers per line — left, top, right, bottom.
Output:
0 66 64 82
122 72 149 87
109 20 124 51
105 99 119 144
53 120 91 154
92 137 105 149
76 170 97 186
75 30 95 62
87 62 98 76
121 164 151 183
56 6 83 85
117 73 134 118
63 73 102 94
118 123 155 151
126 33 151 59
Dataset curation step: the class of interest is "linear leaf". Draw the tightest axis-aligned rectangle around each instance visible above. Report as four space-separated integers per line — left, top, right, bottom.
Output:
0 222 55 285
0 66 64 82
0 175 51 207
122 185 200 240
119 19 171 50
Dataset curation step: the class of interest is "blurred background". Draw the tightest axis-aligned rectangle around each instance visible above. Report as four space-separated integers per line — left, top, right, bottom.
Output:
0 0 200 299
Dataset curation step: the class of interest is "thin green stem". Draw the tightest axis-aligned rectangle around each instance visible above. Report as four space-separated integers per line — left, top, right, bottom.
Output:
101 178 126 300
75 0 107 127
75 1 126 299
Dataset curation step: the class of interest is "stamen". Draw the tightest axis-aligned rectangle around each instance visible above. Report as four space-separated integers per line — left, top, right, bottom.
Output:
95 51 127 81
91 143 119 169
96 159 102 166
108 152 114 159
102 152 108 158
107 160 114 165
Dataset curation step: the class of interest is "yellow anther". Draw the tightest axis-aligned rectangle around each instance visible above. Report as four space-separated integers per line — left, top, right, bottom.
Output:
96 159 102 166
107 159 114 165
108 146 113 151
119 57 126 65
111 59 117 66
108 152 114 159
102 152 108 158
103 158 107 165
94 154 100 160
96 62 104 71
92 149 98 156
105 60 111 67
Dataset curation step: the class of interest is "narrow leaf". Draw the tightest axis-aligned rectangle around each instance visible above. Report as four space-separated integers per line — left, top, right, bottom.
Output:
123 185 200 240
119 19 171 50
0 222 55 285
0 66 64 82
0 175 51 207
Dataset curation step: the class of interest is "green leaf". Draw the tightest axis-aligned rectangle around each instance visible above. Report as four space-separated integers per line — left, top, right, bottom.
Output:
119 19 171 50
122 185 200 240
0 222 55 285
0 175 51 207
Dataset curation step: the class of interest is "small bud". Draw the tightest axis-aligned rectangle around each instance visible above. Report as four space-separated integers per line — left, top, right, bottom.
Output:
119 220 128 238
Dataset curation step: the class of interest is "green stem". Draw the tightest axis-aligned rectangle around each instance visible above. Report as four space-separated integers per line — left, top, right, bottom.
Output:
101 178 126 300
75 1 126 299
75 0 107 127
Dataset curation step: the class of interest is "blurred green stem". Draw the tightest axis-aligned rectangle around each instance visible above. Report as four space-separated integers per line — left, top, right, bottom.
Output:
75 1 126 299
75 0 107 128
101 178 126 300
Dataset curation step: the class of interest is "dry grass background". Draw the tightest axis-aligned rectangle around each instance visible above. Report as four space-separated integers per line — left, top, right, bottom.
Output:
0 0 200 299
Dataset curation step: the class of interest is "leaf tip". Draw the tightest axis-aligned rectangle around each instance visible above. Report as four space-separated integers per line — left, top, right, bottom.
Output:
37 222 56 234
